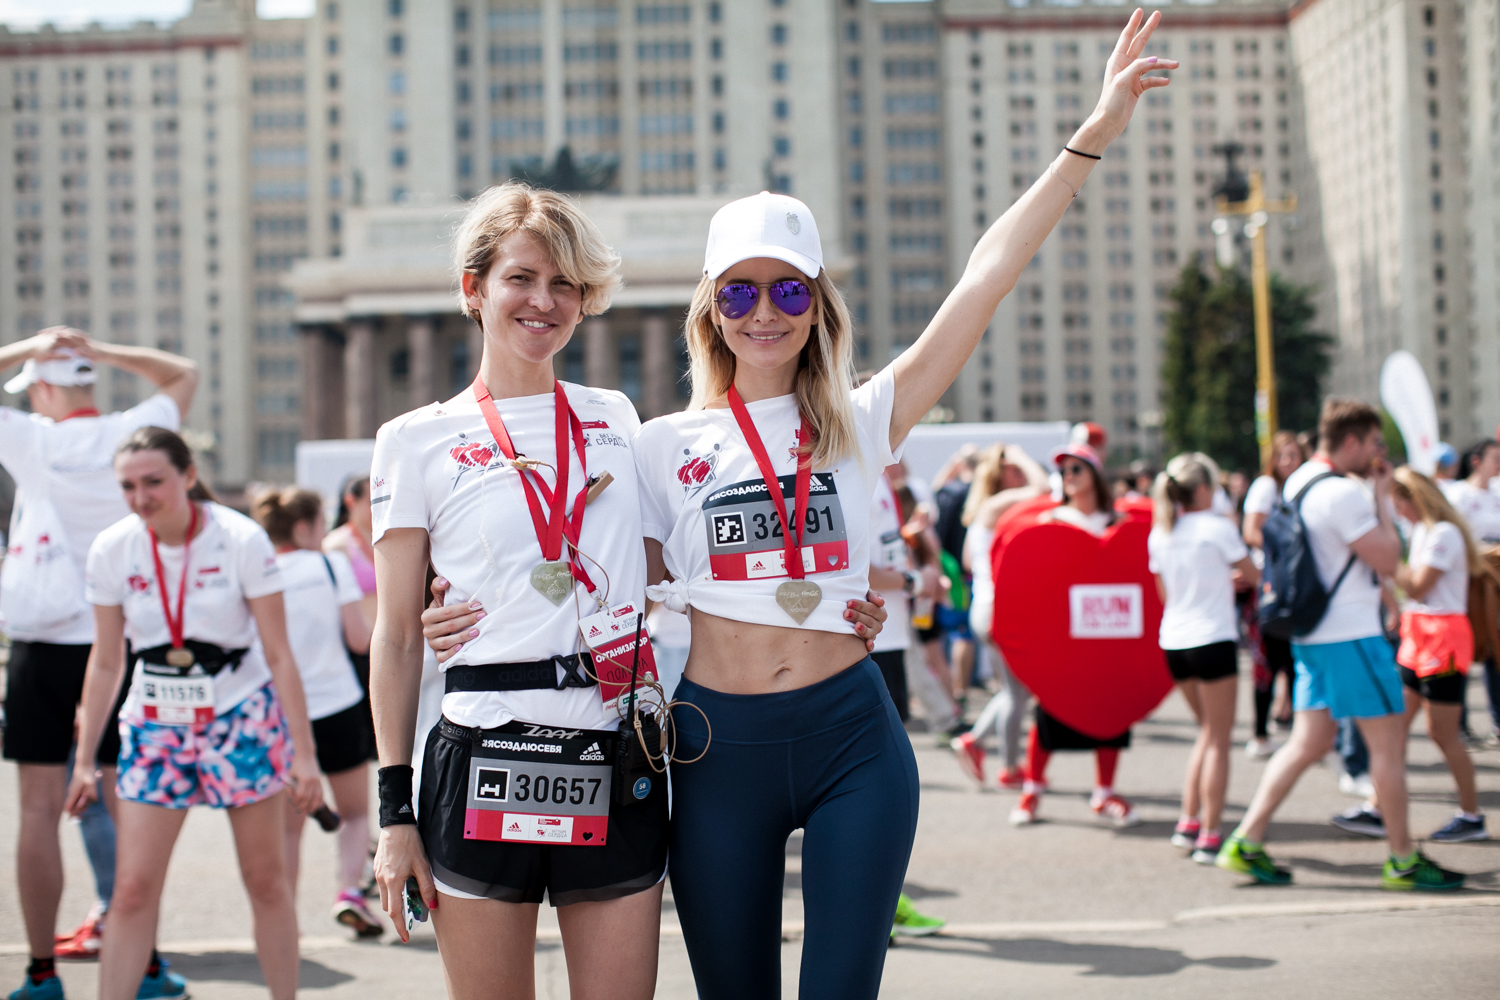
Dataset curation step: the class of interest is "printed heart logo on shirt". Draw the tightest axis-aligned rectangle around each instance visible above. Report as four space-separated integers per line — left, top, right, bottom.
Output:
988 501 1172 740
450 443 495 468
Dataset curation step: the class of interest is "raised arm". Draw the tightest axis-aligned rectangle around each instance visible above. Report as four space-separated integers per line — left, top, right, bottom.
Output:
77 335 199 417
888 9 1176 445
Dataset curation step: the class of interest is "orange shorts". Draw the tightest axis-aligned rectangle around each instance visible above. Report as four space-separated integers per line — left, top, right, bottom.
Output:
1396 612 1472 678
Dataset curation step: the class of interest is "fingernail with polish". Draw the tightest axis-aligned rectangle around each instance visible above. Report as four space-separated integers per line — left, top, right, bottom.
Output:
468 628 480 638
469 600 483 610
436 578 448 587
1148 56 1158 64
453 643 463 653
475 611 486 620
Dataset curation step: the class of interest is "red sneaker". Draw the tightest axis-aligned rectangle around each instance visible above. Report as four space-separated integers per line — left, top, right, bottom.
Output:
1009 791 1040 826
1091 793 1140 828
996 767 1025 790
54 914 103 960
950 732 985 787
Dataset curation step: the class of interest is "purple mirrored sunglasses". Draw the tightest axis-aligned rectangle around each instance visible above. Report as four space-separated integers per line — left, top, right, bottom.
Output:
714 279 813 319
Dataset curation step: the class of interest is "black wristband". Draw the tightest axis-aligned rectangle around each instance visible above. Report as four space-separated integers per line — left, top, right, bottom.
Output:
378 765 417 827
1064 145 1102 160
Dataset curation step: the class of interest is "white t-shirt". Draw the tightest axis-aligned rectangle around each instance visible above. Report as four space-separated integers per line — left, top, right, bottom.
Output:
1149 510 1249 649
965 523 995 637
1444 480 1500 545
1045 504 1113 537
0 395 180 643
1404 520 1469 615
276 548 366 720
634 365 903 633
370 384 645 733
85 503 282 719
869 475 910 653
1243 474 1282 518
1281 459 1382 644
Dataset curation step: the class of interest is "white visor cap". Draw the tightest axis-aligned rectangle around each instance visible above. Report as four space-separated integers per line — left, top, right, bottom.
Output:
703 191 824 281
4 351 97 394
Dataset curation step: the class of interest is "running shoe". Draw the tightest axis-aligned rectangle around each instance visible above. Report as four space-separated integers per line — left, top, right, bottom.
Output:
1429 815 1489 843
1338 772 1375 798
1091 793 1140 828
891 894 945 937
1190 831 1223 866
1215 837 1291 885
332 889 384 938
996 767 1025 790
1009 791 1040 826
8 976 63 1000
950 732 985 787
1331 805 1386 838
53 914 103 960
1381 852 1465 892
1170 817 1201 849
135 960 188 1000
1245 737 1276 759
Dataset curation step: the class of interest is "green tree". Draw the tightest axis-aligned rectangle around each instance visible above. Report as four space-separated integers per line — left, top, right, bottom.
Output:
1162 255 1332 473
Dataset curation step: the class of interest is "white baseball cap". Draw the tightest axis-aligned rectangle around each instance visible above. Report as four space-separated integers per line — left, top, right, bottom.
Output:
4 350 97 394
703 191 824 281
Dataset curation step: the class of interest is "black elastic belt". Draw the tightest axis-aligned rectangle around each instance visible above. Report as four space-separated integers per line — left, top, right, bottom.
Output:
134 640 249 677
444 652 598 694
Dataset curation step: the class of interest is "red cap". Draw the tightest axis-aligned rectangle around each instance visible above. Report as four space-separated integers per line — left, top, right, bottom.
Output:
1051 443 1105 479
1070 421 1107 451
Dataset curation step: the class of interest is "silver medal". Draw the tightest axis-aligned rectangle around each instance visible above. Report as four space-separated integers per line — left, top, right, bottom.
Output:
530 560 575 606
775 580 822 625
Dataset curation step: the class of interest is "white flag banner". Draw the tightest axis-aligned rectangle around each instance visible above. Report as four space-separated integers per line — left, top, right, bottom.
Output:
1379 350 1440 475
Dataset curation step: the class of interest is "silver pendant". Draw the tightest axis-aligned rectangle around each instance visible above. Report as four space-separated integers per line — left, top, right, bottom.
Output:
775 580 822 625
530 560 574 606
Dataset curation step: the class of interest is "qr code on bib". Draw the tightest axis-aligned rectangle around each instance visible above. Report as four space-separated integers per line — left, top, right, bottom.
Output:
711 511 746 546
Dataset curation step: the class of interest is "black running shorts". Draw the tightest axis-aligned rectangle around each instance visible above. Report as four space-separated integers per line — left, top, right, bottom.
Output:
1399 665 1466 705
1165 640 1240 683
311 698 375 775
417 716 669 907
3 641 92 764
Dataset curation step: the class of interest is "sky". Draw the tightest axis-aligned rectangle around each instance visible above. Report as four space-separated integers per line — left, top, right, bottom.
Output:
0 1 314 30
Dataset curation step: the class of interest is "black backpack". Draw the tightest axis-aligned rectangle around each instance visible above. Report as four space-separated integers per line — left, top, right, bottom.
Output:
1257 471 1357 640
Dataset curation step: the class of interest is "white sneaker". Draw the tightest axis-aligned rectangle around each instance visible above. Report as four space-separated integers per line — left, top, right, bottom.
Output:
1338 772 1375 798
1245 738 1276 759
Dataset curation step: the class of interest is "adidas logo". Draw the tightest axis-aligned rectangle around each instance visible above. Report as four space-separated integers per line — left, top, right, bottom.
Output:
507 822 521 833
398 804 411 815
579 741 605 761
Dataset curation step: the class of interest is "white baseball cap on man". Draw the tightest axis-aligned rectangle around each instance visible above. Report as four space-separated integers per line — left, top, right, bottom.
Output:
703 191 824 281
4 350 98 394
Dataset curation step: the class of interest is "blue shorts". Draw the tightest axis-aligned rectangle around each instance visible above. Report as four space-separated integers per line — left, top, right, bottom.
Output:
1291 636 1404 720
935 603 973 640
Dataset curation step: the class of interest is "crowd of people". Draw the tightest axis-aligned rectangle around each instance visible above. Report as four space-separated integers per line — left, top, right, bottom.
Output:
0 10 1481 999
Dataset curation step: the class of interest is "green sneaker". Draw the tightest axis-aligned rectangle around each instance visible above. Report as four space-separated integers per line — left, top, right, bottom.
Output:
1215 837 1292 885
892 893 945 937
1382 851 1465 892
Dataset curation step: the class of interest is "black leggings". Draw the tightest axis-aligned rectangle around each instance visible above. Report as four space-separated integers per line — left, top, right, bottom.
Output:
668 659 920 1000
1255 634 1296 738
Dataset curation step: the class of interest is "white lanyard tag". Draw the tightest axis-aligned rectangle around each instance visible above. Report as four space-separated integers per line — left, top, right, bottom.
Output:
578 600 658 712
139 660 215 726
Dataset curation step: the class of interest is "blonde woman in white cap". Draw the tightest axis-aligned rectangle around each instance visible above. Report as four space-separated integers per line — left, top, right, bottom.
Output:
0 327 197 1000
631 10 1174 997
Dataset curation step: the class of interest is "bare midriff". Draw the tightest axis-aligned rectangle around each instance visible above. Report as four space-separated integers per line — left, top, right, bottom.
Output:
683 607 869 694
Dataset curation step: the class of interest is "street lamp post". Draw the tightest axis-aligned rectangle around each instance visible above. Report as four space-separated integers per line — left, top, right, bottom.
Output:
1211 144 1296 467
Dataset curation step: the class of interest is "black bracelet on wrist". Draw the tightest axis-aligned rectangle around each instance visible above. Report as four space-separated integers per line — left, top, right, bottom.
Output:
378 765 417 827
1064 146 1103 160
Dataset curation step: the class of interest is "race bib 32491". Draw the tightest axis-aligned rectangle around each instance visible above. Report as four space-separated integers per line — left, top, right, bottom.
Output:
700 472 849 582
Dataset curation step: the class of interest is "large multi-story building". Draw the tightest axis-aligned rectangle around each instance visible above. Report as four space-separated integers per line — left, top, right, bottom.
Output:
0 0 321 489
939 0 1315 460
5 0 1497 475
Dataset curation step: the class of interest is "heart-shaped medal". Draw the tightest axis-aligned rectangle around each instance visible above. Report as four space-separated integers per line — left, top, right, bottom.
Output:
530 560 575 606
775 579 822 625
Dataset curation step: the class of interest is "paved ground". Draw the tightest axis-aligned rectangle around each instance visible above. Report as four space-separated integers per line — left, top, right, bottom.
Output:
3 668 1497 998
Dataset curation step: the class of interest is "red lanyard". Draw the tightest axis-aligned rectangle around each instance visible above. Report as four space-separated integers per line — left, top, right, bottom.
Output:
470 376 595 592
61 407 100 421
727 385 813 581
148 502 198 650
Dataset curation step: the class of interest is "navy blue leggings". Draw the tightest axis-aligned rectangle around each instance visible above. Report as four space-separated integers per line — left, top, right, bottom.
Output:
668 658 920 1000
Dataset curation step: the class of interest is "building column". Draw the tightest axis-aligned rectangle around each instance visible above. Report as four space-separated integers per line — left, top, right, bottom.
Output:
642 312 673 418
408 316 436 408
344 319 377 439
300 326 345 440
584 316 615 390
